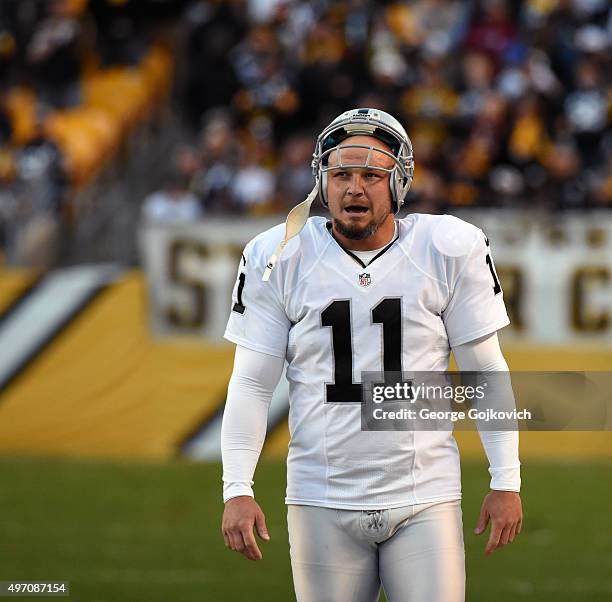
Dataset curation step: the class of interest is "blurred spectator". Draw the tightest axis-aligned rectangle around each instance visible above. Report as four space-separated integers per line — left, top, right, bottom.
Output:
142 148 202 223
459 51 496 119
399 58 458 177
0 147 17 253
15 117 67 216
387 0 468 56
230 24 300 133
182 0 246 128
294 15 364 128
489 164 525 207
275 134 315 208
540 139 588 209
26 0 82 109
190 111 239 212
508 94 548 165
463 93 509 178
591 155 612 207
464 0 520 67
0 27 16 89
231 155 275 212
90 0 147 67
564 58 608 163
0 94 12 146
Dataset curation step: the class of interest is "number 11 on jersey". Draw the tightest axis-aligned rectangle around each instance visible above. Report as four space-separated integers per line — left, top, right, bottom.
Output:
321 298 403 404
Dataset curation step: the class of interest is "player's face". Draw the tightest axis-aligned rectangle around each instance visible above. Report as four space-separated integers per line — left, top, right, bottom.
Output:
326 135 395 247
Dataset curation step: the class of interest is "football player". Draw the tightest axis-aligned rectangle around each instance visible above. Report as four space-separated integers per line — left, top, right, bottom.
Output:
221 108 523 602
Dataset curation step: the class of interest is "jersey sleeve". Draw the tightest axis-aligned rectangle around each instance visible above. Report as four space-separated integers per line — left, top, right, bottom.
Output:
224 236 291 359
442 227 510 348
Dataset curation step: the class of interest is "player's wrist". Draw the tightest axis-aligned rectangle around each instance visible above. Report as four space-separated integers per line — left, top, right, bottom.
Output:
222 481 255 503
224 494 255 505
489 464 521 492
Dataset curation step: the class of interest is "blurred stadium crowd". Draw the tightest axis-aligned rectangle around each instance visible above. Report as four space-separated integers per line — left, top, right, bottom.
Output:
176 0 612 218
0 0 611 264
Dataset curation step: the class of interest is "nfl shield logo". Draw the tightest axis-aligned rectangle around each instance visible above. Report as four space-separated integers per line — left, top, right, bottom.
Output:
359 273 371 287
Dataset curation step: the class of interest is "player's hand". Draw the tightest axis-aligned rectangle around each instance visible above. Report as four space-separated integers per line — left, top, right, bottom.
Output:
222 496 270 561
474 490 522 556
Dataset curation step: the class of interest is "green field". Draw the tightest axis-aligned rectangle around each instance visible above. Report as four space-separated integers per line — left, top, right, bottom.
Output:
0 456 610 602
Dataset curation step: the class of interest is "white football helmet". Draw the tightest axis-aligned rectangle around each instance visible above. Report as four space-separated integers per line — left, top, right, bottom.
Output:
312 108 415 213
262 108 414 281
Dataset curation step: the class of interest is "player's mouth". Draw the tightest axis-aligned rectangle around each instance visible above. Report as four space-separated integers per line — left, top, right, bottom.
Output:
343 205 370 215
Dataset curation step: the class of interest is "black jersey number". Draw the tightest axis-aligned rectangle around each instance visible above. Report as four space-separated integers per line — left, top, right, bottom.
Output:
321 298 402 403
484 237 502 295
232 272 246 314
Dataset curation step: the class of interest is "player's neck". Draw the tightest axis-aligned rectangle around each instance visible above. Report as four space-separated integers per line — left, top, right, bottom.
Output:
332 215 396 251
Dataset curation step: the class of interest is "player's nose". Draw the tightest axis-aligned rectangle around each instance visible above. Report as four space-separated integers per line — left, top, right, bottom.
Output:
346 173 365 196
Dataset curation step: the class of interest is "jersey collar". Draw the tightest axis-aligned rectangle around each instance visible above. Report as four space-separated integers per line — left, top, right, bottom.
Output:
325 220 400 269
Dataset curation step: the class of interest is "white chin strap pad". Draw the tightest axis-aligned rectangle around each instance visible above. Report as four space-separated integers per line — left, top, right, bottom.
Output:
262 185 319 281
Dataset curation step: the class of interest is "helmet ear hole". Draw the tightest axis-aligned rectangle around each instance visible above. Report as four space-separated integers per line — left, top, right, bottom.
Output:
389 166 398 213
320 171 328 206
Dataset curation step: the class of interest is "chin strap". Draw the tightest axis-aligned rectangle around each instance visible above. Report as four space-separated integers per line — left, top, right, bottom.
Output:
262 185 319 282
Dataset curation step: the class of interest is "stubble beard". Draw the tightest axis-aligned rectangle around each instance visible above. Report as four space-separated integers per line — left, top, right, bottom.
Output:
333 210 389 241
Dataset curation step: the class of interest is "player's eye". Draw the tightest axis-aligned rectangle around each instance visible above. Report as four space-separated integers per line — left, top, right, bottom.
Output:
333 171 349 178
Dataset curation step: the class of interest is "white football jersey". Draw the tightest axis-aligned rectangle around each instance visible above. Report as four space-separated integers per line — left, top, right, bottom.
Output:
224 214 510 510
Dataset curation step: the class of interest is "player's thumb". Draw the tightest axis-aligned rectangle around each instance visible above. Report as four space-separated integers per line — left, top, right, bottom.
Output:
474 507 489 535
255 513 270 541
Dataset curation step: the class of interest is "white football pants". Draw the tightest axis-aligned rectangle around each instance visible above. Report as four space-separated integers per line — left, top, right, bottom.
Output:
287 499 465 602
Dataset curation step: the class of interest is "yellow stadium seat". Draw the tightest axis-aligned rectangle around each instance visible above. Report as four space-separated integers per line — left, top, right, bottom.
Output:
45 112 106 184
84 67 152 129
5 87 37 145
6 44 175 188
69 107 121 155
84 76 135 128
141 46 173 100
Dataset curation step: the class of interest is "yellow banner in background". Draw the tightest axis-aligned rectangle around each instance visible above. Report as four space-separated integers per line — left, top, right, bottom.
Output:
0 268 611 461
0 271 234 460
